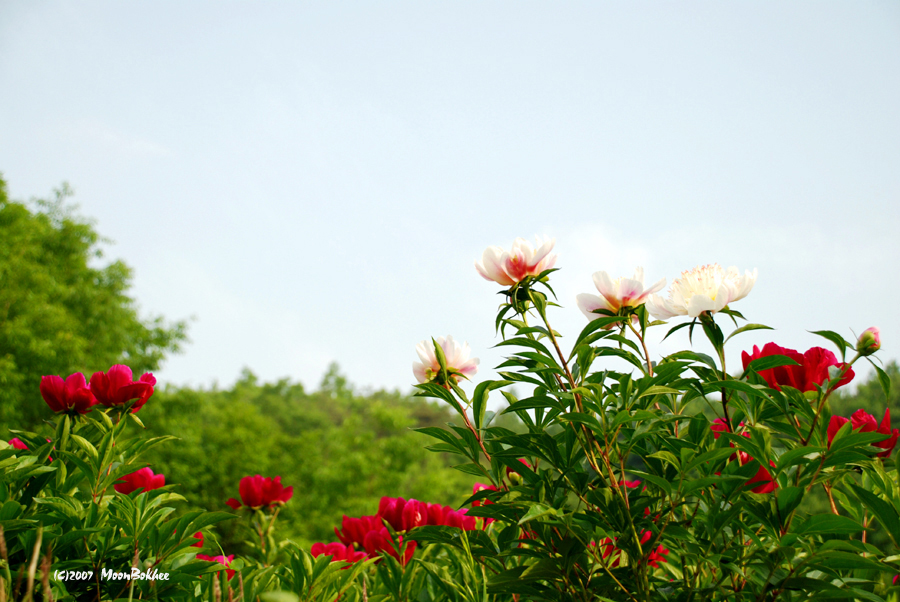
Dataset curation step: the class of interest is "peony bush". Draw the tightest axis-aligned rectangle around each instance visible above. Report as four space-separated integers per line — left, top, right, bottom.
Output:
2 235 899 601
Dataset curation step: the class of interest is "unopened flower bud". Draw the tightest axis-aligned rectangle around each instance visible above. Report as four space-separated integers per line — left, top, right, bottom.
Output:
857 327 881 356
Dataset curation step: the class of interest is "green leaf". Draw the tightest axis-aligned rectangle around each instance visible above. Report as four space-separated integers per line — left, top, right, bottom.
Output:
776 487 803 517
849 484 900 547
744 354 800 374
810 330 850 358
518 503 558 525
794 514 862 535
472 380 512 430
724 323 773 343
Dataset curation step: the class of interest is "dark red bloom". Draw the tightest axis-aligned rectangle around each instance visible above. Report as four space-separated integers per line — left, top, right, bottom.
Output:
196 554 236 580
90 365 156 412
737 452 777 494
363 527 416 566
334 515 383 547
8 438 28 451
40 373 97 414
827 415 850 447
851 408 899 458
114 467 165 494
646 545 670 568
311 542 367 564
741 343 854 392
191 532 204 548
226 475 293 510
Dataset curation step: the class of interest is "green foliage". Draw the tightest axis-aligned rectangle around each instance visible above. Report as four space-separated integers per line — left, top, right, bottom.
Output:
139 363 479 552
0 176 187 430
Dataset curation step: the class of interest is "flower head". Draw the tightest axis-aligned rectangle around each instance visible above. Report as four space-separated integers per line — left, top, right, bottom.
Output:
857 327 881 356
362 527 417 566
741 343 854 392
311 542 367 564
90 365 156 413
646 264 757 319
226 475 293 510
475 236 557 286
737 452 778 494
506 458 532 485
334 515 383 548
114 467 166 495
39 373 97 415
412 336 479 385
851 408 899 458
576 268 665 323
191 532 204 548
827 415 850 448
8 438 28 451
196 554 236 580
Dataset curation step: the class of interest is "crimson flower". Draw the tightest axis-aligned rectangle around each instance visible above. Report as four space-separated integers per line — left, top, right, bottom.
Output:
827 415 850 448
8 438 28 451
226 475 293 510
114 467 165 494
196 554 236 580
334 515 383 547
192 532 204 548
741 343 854 392
737 452 777 494
39 373 96 415
90 365 156 412
363 527 416 566
472 483 498 508
311 542 367 564
851 408 899 458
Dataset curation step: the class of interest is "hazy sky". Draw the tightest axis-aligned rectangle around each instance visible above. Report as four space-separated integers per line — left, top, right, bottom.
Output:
1 2 898 398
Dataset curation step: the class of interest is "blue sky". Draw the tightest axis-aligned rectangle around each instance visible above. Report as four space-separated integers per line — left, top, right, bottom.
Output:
1 2 898 397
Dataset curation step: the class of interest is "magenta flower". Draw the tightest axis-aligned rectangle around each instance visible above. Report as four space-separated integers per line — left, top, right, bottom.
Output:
90 365 156 412
8 438 28 451
114 467 166 494
850 408 899 458
334 515 383 548
311 542 367 564
39 373 97 415
196 554 236 580
226 475 293 510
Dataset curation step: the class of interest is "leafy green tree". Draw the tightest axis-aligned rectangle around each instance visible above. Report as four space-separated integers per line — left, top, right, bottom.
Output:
0 175 187 430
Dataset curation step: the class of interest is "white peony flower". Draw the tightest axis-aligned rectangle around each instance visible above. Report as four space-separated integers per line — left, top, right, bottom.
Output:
413 336 480 384
475 236 558 286
576 267 666 322
646 264 757 319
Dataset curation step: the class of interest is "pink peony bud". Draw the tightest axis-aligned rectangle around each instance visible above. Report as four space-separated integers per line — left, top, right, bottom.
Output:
857 327 881 356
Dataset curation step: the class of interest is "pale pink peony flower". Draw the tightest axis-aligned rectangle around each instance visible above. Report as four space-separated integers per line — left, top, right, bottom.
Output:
576 267 665 322
475 236 557 286
646 264 757 319
413 336 479 384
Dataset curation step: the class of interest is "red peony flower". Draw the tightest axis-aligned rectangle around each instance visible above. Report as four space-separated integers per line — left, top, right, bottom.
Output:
8 438 28 451
90 365 156 412
827 415 850 447
39 373 97 415
741 343 854 393
334 515 383 547
311 542 367 564
114 467 165 494
472 483 498 507
226 475 293 510
737 452 777 494
191 532 204 548
196 554 236 580
850 408 899 458
363 527 417 566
